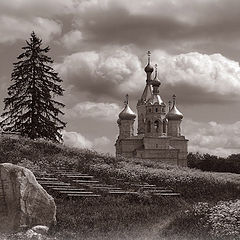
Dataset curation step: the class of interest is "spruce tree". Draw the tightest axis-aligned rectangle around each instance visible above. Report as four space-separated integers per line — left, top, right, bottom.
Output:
0 32 66 142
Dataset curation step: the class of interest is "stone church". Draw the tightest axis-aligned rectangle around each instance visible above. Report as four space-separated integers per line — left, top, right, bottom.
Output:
115 52 188 166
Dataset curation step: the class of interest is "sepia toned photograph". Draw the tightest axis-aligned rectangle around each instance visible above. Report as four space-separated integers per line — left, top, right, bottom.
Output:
0 0 239 239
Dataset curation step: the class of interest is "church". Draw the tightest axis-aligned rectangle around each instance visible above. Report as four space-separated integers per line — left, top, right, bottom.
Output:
115 52 188 166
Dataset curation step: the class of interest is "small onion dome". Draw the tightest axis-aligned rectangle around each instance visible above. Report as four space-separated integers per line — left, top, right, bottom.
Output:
144 63 154 73
166 95 183 120
144 50 154 73
119 94 136 120
119 104 136 120
151 64 161 86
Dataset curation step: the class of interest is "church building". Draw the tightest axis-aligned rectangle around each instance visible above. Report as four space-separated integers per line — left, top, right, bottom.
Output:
115 52 188 166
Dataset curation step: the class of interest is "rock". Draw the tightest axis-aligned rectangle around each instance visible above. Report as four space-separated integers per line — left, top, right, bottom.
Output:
31 225 49 235
0 163 56 233
26 229 43 240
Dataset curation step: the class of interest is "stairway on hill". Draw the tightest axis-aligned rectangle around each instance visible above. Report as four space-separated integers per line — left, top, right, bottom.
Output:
36 167 181 200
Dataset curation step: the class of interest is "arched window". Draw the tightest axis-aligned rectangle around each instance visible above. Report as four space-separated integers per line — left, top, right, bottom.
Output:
147 121 151 133
154 120 159 133
149 108 151 113
155 108 158 112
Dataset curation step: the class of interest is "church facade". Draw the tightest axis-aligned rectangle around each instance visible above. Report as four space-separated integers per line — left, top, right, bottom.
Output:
115 52 188 166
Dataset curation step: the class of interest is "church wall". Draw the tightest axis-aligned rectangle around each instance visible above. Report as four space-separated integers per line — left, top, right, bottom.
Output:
143 137 170 149
116 138 143 158
169 138 188 166
168 120 181 136
137 105 146 134
136 149 179 165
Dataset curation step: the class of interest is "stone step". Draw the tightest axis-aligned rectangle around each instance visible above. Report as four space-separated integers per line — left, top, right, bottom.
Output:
51 188 86 191
144 189 173 193
108 191 138 195
64 175 94 179
66 193 101 198
41 182 71 186
153 193 180 196
90 186 122 190
59 191 94 194
72 180 99 184
131 184 157 188
88 183 116 187
36 177 58 181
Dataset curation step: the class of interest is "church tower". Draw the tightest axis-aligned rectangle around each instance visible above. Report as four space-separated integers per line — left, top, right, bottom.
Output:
145 64 167 137
137 51 153 135
117 94 136 139
166 94 183 137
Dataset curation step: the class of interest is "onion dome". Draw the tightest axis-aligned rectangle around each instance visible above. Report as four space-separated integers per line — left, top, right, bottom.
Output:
119 94 136 120
151 64 161 87
166 95 183 120
144 50 154 73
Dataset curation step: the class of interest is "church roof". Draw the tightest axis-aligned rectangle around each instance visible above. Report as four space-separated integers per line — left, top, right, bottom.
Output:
119 95 136 120
166 95 183 120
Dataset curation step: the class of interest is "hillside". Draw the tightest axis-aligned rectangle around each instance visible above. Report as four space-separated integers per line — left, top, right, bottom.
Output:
0 135 239 240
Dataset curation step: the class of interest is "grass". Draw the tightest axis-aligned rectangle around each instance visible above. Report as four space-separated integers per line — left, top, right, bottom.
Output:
0 135 239 240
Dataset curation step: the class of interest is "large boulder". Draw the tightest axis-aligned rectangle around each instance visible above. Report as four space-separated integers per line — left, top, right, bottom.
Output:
0 163 56 233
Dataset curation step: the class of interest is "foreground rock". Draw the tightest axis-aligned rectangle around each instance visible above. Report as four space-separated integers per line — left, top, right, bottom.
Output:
0 163 56 232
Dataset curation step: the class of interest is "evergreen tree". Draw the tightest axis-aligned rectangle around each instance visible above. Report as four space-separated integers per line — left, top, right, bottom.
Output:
0 32 66 142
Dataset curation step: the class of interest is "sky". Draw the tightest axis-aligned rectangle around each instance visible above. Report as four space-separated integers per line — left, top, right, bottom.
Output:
0 0 240 157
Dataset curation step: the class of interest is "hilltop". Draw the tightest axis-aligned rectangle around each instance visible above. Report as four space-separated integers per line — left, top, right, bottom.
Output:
0 135 239 240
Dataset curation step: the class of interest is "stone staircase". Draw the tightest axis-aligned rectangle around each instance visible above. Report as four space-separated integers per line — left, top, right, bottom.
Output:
36 168 180 200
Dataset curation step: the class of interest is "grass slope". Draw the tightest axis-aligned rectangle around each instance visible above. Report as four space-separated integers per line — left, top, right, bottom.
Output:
0 136 239 240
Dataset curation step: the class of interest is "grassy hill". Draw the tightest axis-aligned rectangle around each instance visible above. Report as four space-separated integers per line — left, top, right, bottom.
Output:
0 135 239 240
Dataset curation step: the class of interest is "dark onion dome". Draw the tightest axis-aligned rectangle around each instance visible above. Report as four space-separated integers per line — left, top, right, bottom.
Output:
144 63 154 73
118 94 136 120
144 50 154 73
166 95 183 120
151 64 161 86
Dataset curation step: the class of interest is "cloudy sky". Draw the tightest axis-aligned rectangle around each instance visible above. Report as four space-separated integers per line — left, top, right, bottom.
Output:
0 0 240 156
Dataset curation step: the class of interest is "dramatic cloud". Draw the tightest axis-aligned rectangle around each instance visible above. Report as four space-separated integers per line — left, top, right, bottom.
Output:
63 130 111 152
56 46 144 101
0 15 62 44
66 101 121 121
63 130 92 149
183 119 240 157
57 48 240 104
61 30 83 50
0 0 76 18
72 0 240 54
155 52 240 103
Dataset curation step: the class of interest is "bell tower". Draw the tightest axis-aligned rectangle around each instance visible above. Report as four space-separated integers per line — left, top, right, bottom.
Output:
137 51 153 135
117 95 136 139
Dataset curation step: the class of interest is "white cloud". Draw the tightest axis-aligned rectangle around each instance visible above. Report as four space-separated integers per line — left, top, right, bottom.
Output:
62 130 92 149
0 15 61 44
156 52 240 97
57 49 240 103
0 0 76 18
182 119 240 157
62 130 111 152
66 101 121 121
55 46 144 99
61 30 83 49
